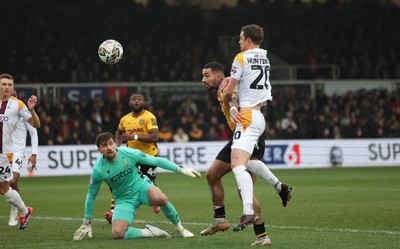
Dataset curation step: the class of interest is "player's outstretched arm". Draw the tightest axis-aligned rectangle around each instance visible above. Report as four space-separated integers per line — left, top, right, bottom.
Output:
137 152 201 178
73 218 92 241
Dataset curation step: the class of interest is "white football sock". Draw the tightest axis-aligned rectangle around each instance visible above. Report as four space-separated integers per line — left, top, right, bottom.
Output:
4 187 27 215
10 204 18 215
247 160 281 191
232 165 254 215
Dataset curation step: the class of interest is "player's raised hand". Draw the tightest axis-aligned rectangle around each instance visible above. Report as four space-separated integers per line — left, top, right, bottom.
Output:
177 166 201 178
27 95 38 110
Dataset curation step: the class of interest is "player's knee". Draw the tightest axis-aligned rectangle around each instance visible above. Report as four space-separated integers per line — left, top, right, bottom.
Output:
157 195 169 206
206 167 224 183
112 228 126 239
0 184 10 195
10 180 18 189
205 169 215 182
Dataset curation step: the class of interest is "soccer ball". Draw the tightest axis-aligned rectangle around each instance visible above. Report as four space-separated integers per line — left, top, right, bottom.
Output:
98 39 123 64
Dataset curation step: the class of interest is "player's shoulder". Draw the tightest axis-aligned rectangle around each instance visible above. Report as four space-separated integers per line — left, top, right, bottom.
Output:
120 112 133 122
233 51 245 62
10 96 24 104
9 96 26 110
121 112 131 119
143 110 157 119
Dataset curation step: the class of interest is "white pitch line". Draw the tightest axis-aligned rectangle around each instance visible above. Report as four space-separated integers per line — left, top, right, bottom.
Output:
1 215 399 235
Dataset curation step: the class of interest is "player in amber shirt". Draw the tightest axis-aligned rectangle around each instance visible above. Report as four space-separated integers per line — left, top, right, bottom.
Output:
104 93 161 223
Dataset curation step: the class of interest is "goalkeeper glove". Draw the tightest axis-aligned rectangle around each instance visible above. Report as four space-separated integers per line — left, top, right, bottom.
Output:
73 218 92 241
177 166 201 178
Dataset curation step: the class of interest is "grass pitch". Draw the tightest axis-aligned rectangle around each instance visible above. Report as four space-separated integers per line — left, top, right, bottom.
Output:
1 167 399 249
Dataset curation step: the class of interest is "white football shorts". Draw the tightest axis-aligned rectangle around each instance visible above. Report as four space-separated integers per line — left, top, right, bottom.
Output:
0 153 14 182
11 152 25 174
231 109 266 154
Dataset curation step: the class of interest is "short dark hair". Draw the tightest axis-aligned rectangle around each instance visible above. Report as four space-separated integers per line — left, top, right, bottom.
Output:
203 61 224 72
95 132 114 147
0 73 14 81
130 92 145 99
241 24 264 45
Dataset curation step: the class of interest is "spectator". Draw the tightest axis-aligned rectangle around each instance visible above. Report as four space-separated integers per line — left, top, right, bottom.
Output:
172 127 189 143
188 123 204 141
159 124 173 142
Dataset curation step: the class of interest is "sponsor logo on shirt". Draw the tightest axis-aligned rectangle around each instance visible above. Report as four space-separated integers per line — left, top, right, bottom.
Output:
110 168 133 183
0 115 9 122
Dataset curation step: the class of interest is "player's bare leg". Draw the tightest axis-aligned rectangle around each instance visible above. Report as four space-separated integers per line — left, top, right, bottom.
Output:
200 160 231 236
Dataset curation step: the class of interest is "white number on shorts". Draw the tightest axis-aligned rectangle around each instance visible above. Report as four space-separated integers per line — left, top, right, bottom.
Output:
14 158 23 167
146 168 157 177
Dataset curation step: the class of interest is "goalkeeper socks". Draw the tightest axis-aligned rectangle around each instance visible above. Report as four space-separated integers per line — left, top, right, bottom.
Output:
124 227 143 239
161 201 180 225
232 166 254 215
4 187 27 215
247 160 280 189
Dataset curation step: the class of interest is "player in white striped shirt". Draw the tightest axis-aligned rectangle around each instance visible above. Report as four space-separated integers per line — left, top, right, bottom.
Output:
0 73 40 230
8 91 39 226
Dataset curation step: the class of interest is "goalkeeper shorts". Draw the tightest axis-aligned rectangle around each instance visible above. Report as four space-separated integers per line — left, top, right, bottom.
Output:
112 178 155 223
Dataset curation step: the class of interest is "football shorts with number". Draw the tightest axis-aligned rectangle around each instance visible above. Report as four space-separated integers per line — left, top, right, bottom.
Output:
11 153 24 174
136 163 158 182
231 109 266 154
0 154 14 182
216 137 265 164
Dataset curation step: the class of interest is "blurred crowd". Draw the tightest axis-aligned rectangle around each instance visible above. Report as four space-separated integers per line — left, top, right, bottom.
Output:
3 0 399 144
33 87 400 145
1 0 399 83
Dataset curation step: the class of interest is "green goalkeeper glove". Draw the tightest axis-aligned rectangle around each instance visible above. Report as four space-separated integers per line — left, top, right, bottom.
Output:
177 166 201 178
73 218 92 241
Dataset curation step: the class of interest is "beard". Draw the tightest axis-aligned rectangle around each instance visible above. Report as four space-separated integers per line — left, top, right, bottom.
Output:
131 105 144 114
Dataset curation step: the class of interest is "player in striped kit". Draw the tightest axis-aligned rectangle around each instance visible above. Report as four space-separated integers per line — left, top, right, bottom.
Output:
0 73 40 229
8 91 39 226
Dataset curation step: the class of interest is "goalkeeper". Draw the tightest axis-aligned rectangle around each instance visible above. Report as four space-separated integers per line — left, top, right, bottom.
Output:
73 132 201 241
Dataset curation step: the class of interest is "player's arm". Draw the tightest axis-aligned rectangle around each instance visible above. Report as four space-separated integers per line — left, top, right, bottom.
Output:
25 122 38 170
73 171 101 241
123 129 159 143
115 129 124 146
135 151 200 178
223 77 239 107
228 92 242 123
26 95 40 128
84 170 102 219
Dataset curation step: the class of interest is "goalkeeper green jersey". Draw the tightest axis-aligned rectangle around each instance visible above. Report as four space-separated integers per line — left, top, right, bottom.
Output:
84 147 178 219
